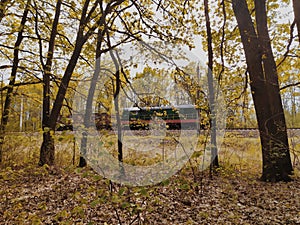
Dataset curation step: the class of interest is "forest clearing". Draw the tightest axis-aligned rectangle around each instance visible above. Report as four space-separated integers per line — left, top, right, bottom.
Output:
0 130 299 224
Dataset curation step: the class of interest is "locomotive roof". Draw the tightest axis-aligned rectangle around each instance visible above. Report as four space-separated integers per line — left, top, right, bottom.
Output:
123 104 196 111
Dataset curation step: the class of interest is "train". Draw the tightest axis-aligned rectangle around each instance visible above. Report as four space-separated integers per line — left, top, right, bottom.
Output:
57 104 204 131
120 104 201 130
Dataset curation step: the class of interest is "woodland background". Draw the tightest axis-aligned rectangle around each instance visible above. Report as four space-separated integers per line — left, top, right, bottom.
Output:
0 0 300 224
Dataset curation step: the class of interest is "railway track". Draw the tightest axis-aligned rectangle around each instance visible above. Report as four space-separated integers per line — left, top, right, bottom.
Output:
224 128 300 138
6 128 300 138
115 128 300 139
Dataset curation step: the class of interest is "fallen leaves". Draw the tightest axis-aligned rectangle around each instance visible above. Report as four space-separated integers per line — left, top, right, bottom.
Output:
0 164 299 224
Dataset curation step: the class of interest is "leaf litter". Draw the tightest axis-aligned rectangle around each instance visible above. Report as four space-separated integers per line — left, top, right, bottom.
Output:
0 164 299 224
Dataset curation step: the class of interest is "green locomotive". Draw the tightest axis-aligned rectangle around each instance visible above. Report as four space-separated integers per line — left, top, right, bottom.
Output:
121 104 199 130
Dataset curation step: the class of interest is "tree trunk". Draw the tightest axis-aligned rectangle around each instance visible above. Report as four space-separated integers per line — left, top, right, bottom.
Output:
255 0 293 181
204 0 219 170
41 0 125 166
0 0 30 164
109 48 124 175
79 133 88 167
39 131 55 166
79 27 105 167
38 0 62 166
107 28 124 174
232 0 293 182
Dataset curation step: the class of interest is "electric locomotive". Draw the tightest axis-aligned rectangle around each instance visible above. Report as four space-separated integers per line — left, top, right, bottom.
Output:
121 104 200 130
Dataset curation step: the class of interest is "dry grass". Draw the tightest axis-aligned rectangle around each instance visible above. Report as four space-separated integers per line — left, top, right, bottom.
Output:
0 131 300 224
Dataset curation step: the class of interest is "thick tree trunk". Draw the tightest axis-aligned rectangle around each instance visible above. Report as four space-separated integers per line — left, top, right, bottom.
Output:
39 131 55 166
39 0 94 166
38 0 62 166
255 0 293 181
232 0 293 182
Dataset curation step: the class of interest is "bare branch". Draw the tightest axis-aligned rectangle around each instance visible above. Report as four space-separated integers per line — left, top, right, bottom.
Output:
280 81 300 90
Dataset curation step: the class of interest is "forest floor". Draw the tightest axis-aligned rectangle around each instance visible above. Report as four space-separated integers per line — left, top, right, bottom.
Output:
0 131 299 224
0 163 300 225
